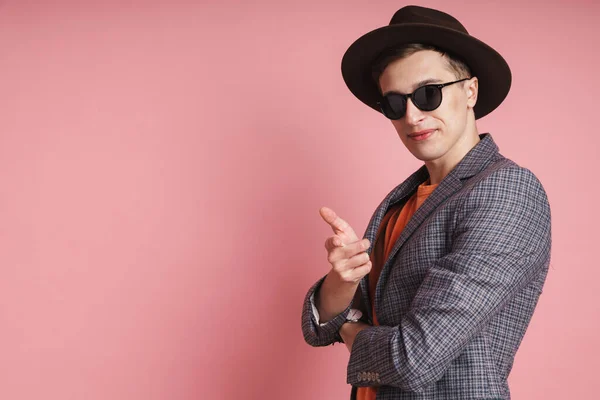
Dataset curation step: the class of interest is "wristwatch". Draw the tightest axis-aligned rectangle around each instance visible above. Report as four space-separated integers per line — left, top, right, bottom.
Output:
336 308 365 344
346 308 363 323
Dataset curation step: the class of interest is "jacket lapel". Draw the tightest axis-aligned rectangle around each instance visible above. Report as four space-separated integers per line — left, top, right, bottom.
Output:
358 166 428 322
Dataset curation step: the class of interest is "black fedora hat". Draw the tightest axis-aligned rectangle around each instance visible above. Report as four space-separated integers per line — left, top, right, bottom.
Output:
341 5 511 120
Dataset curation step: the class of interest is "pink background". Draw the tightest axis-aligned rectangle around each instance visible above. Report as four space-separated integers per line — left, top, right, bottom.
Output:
0 1 597 399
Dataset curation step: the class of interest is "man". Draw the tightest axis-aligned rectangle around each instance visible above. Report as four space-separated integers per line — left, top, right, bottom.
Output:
301 5 551 400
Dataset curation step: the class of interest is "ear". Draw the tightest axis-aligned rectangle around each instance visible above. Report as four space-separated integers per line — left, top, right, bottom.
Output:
466 77 478 109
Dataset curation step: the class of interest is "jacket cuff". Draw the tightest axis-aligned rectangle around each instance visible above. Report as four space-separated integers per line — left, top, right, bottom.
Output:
301 276 353 346
347 325 397 387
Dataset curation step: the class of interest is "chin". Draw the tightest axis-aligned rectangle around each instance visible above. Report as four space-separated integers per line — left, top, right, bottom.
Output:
408 148 444 162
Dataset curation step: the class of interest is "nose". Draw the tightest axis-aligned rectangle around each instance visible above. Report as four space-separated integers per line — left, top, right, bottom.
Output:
404 97 425 126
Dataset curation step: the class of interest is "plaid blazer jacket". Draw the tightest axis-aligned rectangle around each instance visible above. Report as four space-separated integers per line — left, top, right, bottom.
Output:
301 133 552 399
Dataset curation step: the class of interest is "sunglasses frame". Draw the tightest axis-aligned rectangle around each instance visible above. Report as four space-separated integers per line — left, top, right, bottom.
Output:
377 77 472 120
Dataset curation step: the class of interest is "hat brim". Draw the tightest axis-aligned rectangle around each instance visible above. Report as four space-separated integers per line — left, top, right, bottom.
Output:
341 23 512 120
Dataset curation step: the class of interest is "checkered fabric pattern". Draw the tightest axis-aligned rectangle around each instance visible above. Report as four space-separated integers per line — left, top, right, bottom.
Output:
301 134 552 399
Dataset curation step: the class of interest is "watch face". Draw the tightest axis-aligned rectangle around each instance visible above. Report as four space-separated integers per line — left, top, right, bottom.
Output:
347 309 362 321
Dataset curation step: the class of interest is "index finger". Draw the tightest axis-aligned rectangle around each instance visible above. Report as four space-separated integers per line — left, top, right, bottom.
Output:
319 206 358 241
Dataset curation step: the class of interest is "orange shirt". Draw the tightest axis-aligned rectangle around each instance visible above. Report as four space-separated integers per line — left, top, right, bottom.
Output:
357 180 438 400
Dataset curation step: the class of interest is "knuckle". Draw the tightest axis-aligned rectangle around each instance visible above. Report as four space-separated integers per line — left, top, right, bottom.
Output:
343 272 356 283
327 253 336 264
331 259 346 272
337 270 349 281
351 272 364 283
357 241 366 251
327 235 337 246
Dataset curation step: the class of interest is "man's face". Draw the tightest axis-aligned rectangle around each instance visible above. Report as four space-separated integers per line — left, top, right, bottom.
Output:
378 50 478 164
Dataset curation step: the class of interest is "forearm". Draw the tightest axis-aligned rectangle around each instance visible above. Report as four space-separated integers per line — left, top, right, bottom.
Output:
315 271 359 322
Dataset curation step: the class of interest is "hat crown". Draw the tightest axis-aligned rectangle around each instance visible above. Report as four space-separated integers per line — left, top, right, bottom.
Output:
390 5 468 34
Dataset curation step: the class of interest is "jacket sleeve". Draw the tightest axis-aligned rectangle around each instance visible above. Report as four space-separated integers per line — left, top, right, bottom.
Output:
346 166 552 391
301 275 354 347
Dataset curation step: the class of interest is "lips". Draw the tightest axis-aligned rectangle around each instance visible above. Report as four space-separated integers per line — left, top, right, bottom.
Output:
408 129 436 141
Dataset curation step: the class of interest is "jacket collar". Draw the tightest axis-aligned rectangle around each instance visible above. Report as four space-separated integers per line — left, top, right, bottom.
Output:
388 132 500 204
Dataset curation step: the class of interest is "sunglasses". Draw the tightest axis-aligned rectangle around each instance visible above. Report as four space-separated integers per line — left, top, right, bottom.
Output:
377 78 471 120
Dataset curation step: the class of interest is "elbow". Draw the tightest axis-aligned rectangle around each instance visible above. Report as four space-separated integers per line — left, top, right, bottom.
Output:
302 329 338 348
302 328 321 347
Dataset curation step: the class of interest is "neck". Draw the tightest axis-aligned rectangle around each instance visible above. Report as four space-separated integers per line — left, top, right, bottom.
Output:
425 129 481 185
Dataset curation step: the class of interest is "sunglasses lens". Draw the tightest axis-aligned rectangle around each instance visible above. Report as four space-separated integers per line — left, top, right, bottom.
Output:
380 84 447 120
413 85 442 111
382 94 406 120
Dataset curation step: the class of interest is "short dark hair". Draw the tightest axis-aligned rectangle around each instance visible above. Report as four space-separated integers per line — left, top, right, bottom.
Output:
370 43 472 90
